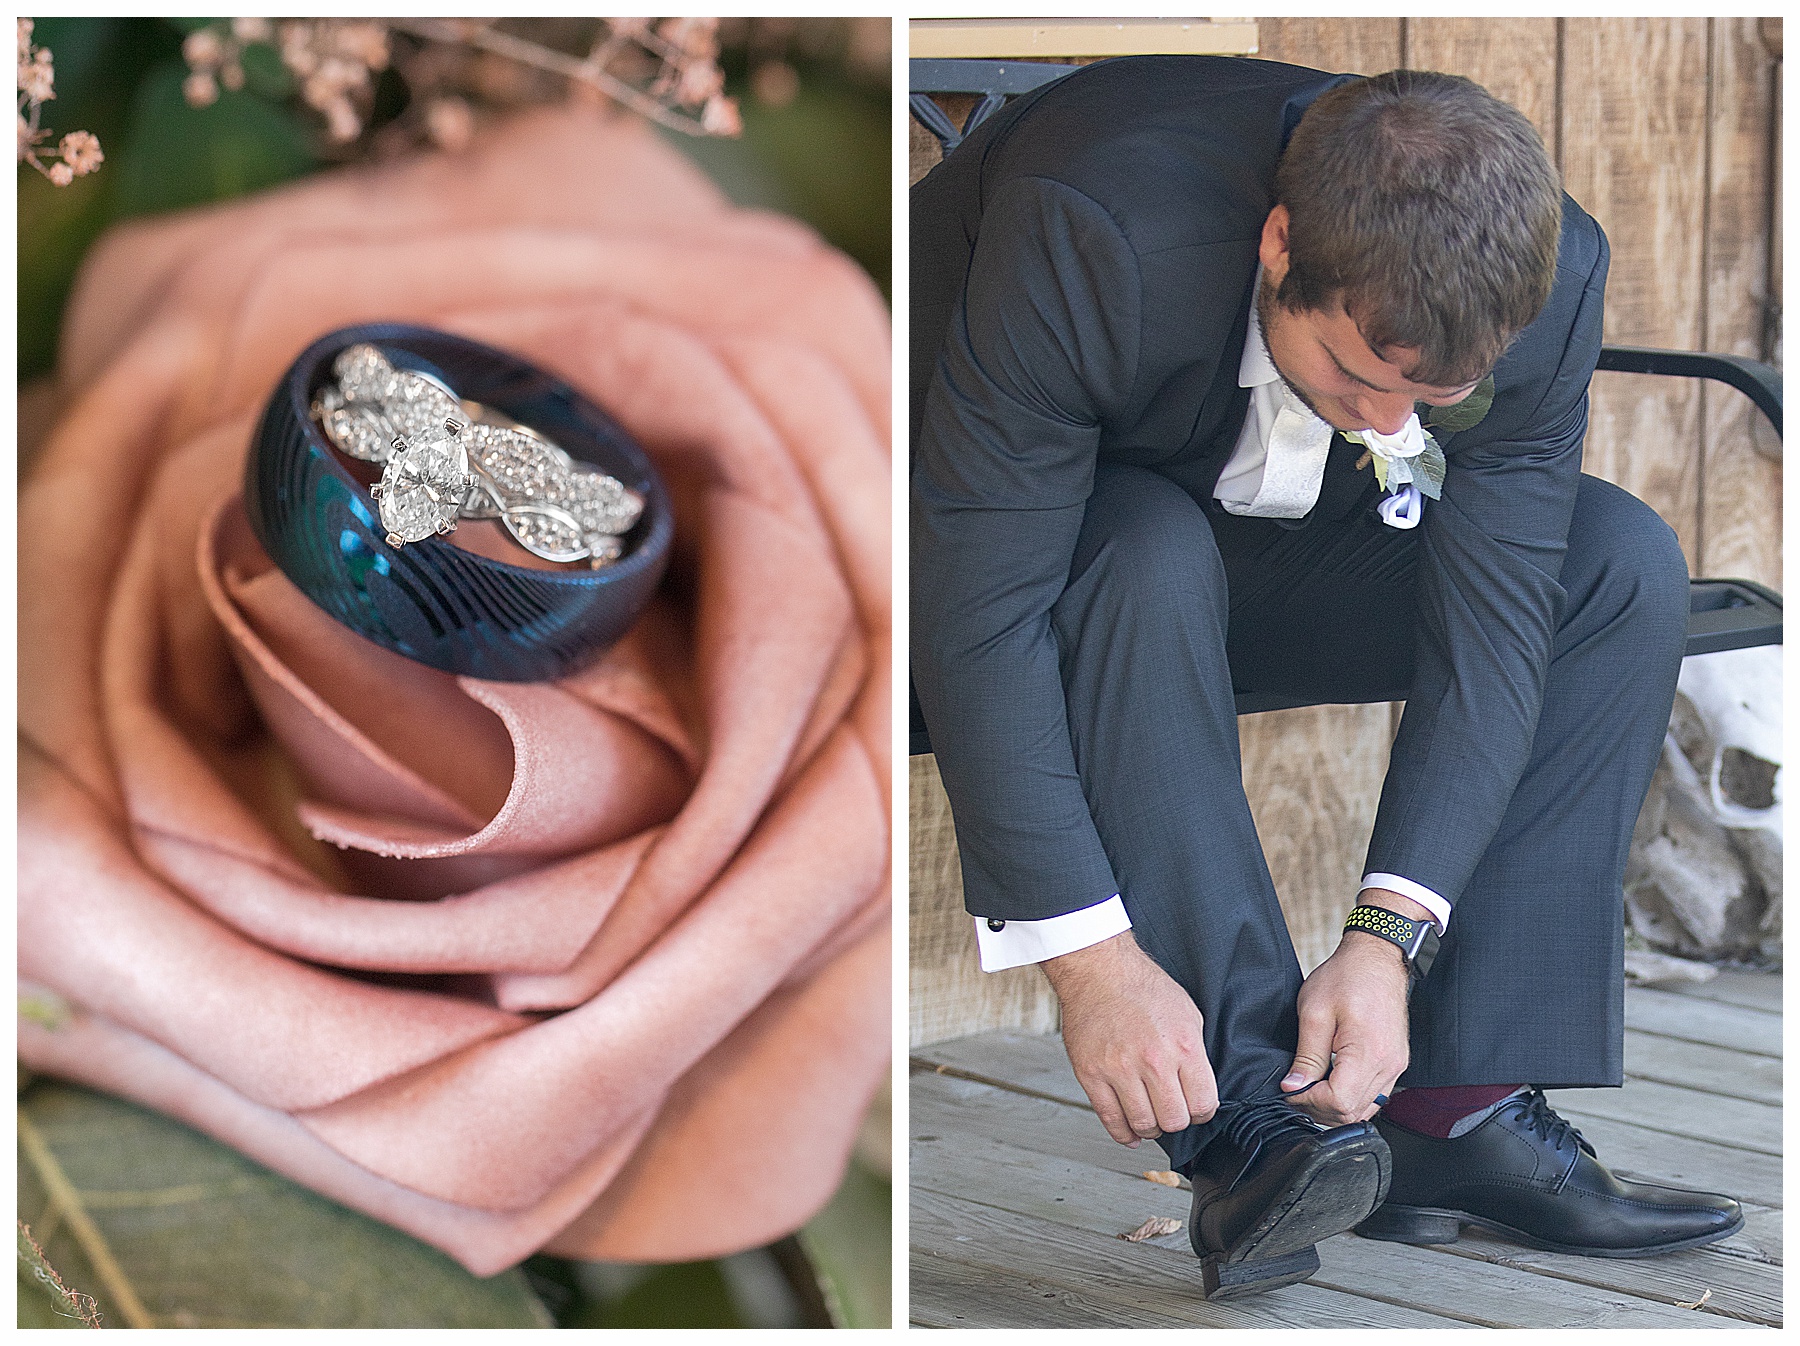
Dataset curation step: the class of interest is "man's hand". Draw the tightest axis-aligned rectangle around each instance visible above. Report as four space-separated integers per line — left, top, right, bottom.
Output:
1280 892 1420 1125
1042 931 1218 1147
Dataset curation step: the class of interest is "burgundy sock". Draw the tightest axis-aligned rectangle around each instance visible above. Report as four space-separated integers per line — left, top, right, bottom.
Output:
1382 1084 1523 1139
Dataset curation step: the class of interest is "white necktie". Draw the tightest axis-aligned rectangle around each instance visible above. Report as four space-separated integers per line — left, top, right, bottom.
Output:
1225 389 1334 518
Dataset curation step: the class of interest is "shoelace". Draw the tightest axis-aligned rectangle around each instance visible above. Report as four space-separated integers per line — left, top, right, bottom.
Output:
1516 1088 1593 1155
1216 1096 1323 1151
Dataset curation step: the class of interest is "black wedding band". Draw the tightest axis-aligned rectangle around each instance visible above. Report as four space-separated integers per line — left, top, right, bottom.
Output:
245 323 671 682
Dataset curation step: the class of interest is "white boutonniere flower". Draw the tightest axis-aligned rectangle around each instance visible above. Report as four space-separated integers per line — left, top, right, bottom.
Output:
1344 415 1446 497
1344 414 1447 530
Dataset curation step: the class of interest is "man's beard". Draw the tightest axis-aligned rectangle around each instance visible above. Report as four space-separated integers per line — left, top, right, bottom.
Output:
1256 273 1333 424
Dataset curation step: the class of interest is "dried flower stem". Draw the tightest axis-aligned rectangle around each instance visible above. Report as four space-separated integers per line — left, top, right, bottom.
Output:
387 17 723 136
179 17 741 153
581 25 637 77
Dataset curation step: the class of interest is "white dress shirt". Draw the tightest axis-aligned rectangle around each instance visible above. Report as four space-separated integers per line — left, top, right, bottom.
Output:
974 284 1450 973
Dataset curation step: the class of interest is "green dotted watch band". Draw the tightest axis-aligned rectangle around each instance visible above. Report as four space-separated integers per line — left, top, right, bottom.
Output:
1343 903 1436 976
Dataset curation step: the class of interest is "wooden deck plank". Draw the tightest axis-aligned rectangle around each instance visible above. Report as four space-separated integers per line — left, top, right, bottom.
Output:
1661 969 1784 1014
914 1030 1086 1106
911 1251 1230 1330
914 1090 1759 1328
1626 988 1782 1057
1434 1226 1779 1326
1729 1205 1783 1265
913 1188 1468 1328
912 1112 1197 1239
910 1244 1445 1330
1545 1079 1781 1155
1623 1029 1782 1105
911 1246 1264 1331
911 1256 1141 1330
913 1066 1170 1180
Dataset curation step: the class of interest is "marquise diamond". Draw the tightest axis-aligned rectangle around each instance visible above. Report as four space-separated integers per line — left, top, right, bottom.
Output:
379 428 472 543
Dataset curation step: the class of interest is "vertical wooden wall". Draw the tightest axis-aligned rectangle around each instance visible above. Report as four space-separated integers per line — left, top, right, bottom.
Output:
909 18 1782 1046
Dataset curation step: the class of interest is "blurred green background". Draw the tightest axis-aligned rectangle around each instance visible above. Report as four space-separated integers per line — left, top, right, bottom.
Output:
17 15 891 1330
18 16 891 381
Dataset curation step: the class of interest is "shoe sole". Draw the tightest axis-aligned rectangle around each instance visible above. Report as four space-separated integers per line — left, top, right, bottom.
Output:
1201 1131 1392 1300
1356 1201 1746 1258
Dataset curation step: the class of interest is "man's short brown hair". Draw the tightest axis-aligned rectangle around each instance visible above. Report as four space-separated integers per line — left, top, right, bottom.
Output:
1274 69 1563 388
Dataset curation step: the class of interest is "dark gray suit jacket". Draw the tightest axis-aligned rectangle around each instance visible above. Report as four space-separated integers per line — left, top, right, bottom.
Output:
911 56 1610 923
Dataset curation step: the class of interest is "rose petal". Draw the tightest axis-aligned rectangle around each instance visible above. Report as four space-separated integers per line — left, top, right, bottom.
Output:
297 729 884 1210
137 826 659 976
21 748 524 1113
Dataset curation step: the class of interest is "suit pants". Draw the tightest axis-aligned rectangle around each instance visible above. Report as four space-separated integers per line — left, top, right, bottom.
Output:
1050 463 1689 1173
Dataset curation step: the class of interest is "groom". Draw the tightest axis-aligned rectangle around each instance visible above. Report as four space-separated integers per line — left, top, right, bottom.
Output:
912 57 1741 1299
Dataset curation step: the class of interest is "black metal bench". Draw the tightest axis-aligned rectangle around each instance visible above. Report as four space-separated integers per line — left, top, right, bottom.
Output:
909 57 1782 758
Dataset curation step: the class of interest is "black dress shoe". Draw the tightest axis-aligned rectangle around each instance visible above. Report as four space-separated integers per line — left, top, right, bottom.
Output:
1187 1099 1391 1299
1358 1088 1743 1257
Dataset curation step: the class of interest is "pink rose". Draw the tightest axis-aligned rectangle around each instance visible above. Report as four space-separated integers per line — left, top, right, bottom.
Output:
19 106 890 1274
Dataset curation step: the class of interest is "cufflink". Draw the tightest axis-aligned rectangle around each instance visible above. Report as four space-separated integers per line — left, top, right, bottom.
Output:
987 919 1006 931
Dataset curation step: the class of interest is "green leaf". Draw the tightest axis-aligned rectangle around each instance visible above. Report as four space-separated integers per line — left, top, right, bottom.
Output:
797 1159 891 1327
109 62 318 220
1421 374 1495 435
565 1260 748 1329
1416 434 1446 500
18 1081 553 1328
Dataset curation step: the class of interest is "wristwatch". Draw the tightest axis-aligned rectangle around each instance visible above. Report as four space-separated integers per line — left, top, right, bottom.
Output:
1342 904 1439 979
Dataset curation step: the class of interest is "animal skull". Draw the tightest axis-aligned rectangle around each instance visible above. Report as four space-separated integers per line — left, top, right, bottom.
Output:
1625 645 1781 962
1673 645 1782 834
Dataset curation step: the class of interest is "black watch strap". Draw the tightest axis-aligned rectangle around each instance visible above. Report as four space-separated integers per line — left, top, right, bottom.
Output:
1343 904 1437 976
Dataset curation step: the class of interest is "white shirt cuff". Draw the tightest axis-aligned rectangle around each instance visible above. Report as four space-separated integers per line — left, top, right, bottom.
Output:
973 895 1132 972
1360 873 1451 934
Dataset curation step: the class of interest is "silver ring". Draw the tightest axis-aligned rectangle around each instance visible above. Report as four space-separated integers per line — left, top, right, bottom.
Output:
311 343 645 568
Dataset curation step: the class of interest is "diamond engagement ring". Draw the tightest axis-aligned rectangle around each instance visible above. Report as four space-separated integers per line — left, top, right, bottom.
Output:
247 324 671 682
313 343 644 567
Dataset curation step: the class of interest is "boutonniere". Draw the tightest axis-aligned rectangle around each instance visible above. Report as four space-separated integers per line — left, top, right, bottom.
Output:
1345 375 1494 529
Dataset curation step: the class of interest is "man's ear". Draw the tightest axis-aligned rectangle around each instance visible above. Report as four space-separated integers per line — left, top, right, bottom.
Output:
1259 204 1291 287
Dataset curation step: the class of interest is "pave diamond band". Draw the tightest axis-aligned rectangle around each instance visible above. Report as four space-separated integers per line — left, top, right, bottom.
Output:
313 343 645 567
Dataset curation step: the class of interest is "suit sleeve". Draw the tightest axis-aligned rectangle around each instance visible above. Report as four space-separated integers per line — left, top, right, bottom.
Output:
912 176 1143 922
1364 215 1611 907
